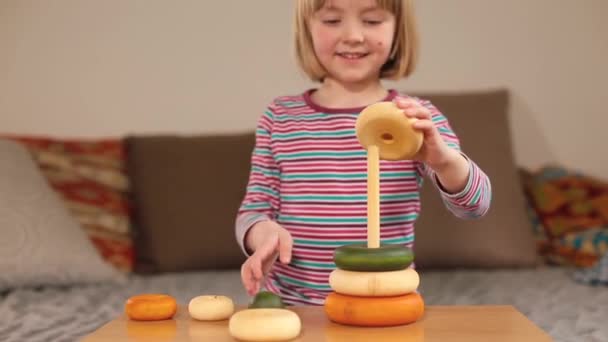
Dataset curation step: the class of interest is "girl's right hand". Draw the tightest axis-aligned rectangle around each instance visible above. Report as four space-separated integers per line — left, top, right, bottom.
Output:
241 220 293 296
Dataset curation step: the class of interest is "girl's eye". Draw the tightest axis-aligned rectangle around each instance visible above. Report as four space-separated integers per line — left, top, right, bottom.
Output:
364 20 383 25
322 19 341 25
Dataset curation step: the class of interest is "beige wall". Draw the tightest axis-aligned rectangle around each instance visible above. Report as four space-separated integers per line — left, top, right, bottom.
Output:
1 1 606 177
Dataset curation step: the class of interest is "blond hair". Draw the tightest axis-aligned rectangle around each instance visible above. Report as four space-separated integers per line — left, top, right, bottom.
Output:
294 0 419 82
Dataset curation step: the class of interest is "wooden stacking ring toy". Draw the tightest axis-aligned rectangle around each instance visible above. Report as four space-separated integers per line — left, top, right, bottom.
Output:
125 294 177 321
354 101 423 249
324 292 425 327
334 243 413 271
188 295 235 321
229 308 302 341
355 101 423 161
323 101 425 328
228 291 301 341
329 267 420 297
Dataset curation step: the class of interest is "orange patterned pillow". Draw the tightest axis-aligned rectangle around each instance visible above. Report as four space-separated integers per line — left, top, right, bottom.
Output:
7 136 134 273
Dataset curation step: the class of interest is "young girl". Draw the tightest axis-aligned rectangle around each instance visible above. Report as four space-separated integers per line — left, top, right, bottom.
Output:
235 0 491 305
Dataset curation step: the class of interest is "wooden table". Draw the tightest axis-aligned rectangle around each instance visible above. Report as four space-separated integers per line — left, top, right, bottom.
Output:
83 305 553 341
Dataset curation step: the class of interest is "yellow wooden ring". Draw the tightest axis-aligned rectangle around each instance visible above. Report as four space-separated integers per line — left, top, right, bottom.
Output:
329 268 420 297
355 101 423 160
188 295 234 321
229 309 302 341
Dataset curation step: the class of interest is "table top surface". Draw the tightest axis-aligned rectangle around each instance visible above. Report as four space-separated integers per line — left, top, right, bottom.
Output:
83 305 553 342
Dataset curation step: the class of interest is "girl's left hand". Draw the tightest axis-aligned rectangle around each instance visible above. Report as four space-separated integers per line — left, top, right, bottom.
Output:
394 98 458 171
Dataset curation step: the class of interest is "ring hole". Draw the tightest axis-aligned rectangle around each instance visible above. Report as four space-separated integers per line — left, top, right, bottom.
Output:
381 133 395 144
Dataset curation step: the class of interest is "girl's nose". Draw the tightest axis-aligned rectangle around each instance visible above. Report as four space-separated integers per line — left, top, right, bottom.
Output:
342 22 364 44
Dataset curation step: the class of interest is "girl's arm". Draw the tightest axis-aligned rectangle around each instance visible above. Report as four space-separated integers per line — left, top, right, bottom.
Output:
415 100 492 219
235 106 281 255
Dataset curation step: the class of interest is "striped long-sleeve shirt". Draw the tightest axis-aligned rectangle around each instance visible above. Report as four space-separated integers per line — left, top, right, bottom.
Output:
235 89 491 305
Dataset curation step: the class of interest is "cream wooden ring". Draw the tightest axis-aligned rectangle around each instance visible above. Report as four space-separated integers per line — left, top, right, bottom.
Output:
188 295 234 321
229 309 301 341
329 268 419 297
355 101 423 160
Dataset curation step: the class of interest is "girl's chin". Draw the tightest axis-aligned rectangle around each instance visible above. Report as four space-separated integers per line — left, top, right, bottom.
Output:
326 72 379 86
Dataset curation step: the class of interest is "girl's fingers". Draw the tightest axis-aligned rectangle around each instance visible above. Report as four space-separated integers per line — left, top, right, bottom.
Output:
404 106 431 120
242 227 292 296
395 99 431 120
242 254 267 295
412 119 432 129
412 120 440 139
241 262 256 295
254 234 279 261
243 234 282 295
278 230 293 264
250 256 263 280
250 280 259 296
395 99 416 109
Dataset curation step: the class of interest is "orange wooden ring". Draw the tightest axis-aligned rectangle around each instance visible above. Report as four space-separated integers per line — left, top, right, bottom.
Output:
125 294 178 321
324 292 424 327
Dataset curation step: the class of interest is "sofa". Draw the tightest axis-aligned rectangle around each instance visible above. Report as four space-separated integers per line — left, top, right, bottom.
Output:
1 89 606 342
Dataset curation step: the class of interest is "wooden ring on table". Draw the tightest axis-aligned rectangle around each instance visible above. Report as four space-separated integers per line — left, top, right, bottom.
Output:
125 294 177 321
324 292 425 327
355 101 423 160
229 308 302 341
334 244 413 272
249 291 286 309
329 267 419 297
188 295 235 321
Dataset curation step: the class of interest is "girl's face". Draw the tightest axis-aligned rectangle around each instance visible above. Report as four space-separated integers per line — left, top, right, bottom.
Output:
309 0 396 86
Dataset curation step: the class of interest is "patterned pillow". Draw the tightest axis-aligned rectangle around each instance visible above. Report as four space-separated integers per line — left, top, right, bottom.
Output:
574 251 608 286
521 166 608 267
0 140 122 290
7 135 134 273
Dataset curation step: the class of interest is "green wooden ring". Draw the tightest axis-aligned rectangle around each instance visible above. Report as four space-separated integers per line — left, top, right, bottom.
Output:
334 244 414 272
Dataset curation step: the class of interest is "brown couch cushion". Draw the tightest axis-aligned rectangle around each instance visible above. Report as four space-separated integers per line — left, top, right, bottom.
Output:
412 89 539 269
126 133 254 273
127 89 537 272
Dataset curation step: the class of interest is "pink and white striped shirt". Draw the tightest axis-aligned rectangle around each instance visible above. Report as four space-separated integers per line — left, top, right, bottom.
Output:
235 89 491 305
